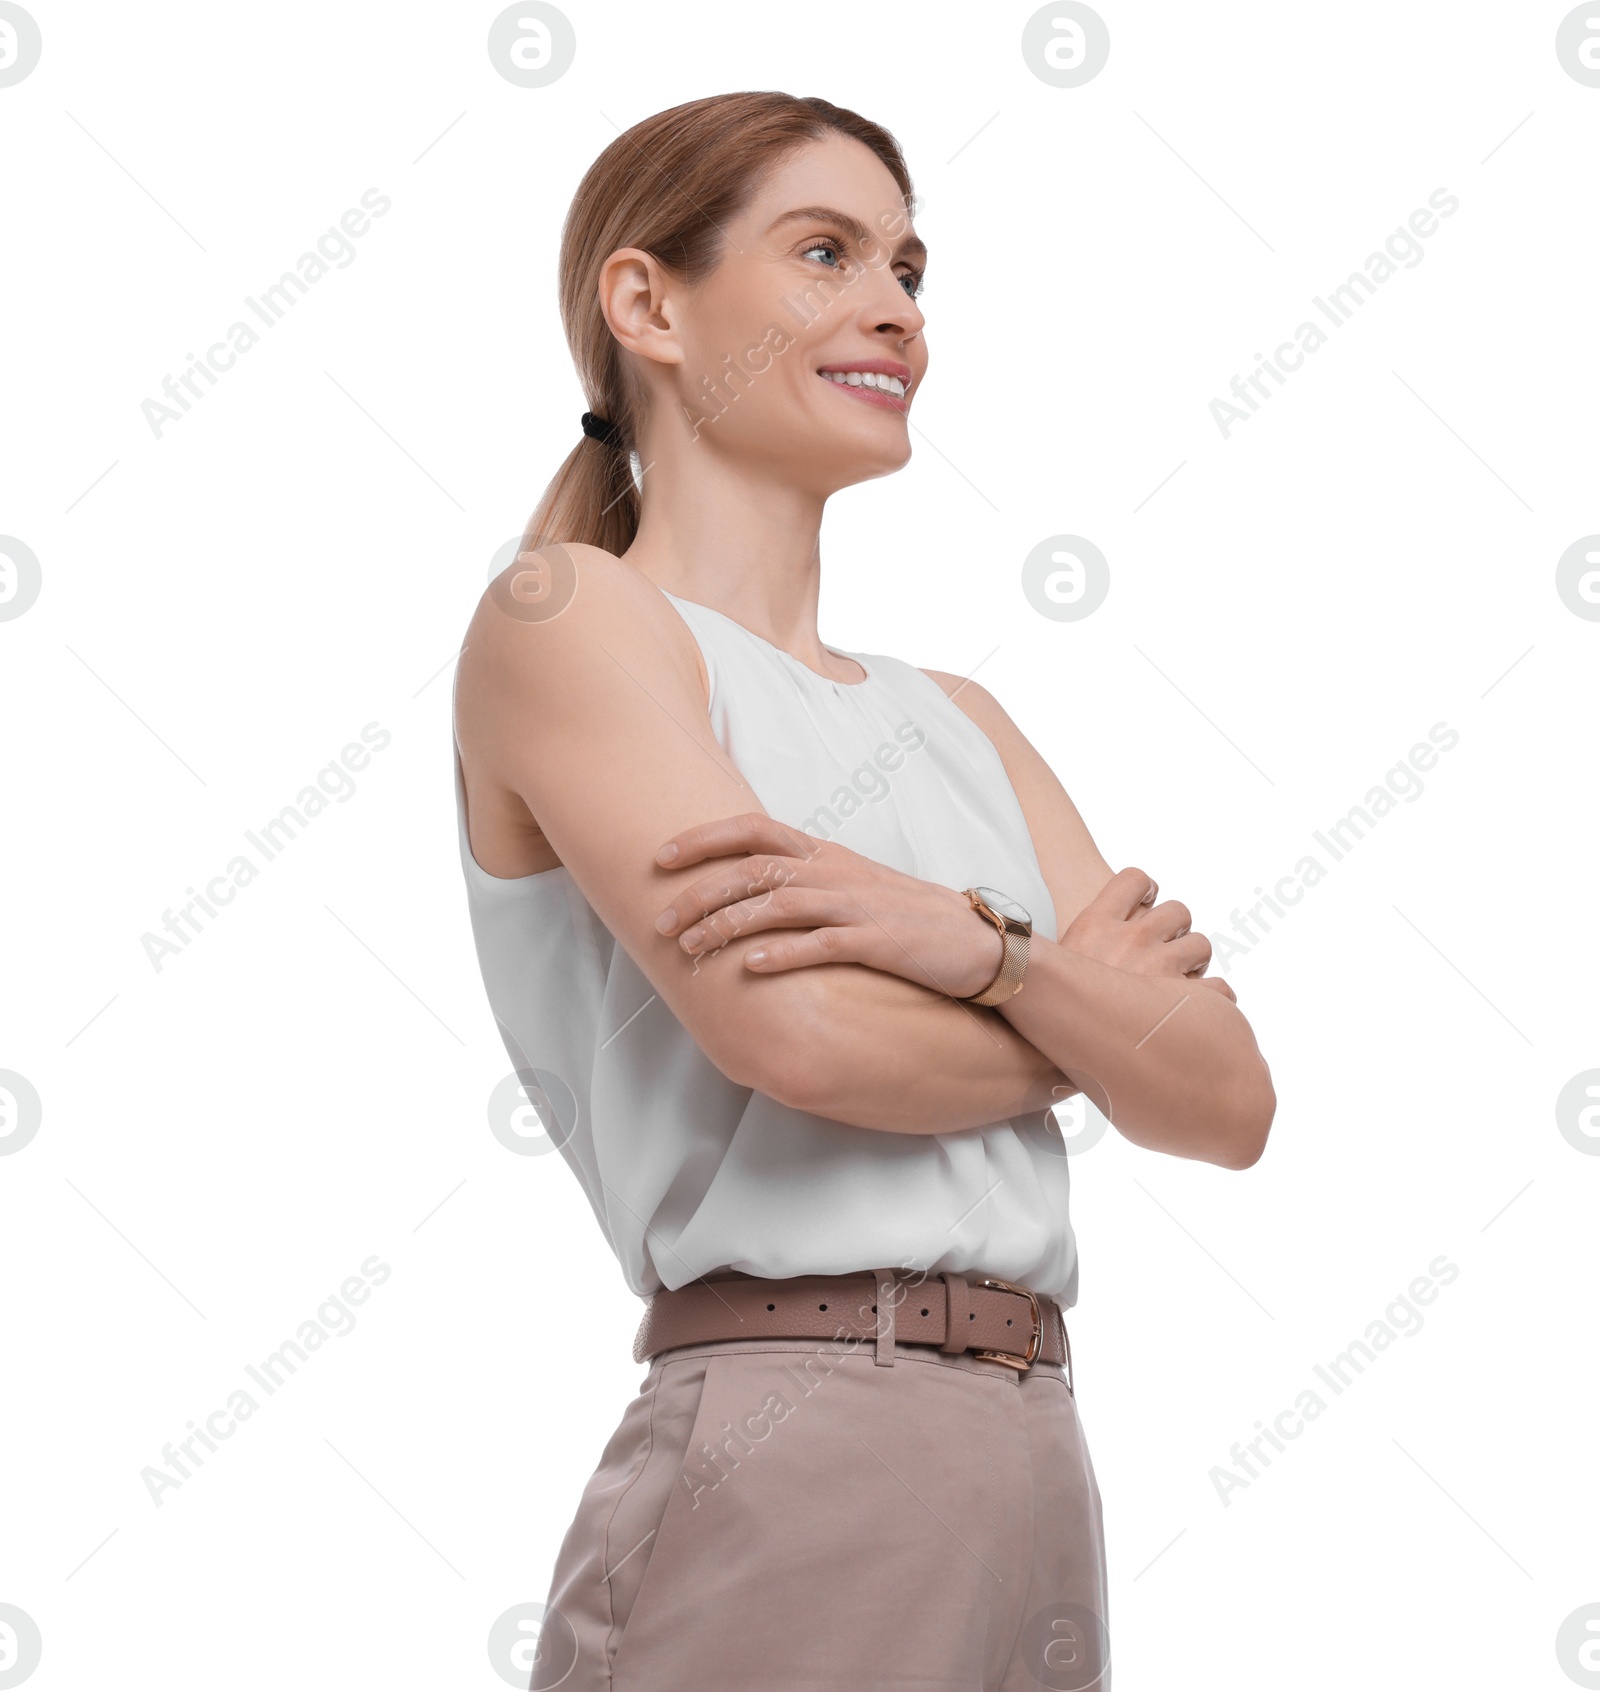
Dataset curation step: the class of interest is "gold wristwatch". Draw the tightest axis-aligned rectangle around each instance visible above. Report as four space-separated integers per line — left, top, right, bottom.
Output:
960 886 1033 1006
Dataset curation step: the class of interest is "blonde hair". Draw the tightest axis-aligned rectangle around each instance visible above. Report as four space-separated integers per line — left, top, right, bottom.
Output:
519 92 913 557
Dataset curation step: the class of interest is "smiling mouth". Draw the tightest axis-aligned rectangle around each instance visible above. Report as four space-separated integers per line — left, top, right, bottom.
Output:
817 369 911 413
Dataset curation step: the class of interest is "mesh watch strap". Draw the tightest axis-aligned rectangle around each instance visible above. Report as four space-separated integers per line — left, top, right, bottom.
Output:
961 889 1032 1005
966 927 1031 1005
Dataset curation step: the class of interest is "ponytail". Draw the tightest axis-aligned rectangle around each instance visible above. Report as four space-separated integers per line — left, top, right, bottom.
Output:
518 431 640 556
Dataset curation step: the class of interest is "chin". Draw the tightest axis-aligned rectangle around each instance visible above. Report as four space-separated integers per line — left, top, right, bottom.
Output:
819 415 914 481
852 432 914 480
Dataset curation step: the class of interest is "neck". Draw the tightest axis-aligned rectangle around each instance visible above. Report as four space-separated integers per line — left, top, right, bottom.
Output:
620 436 837 668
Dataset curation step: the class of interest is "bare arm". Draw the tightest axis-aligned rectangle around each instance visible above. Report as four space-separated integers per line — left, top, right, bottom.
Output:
456 545 1076 1129
994 926 1275 1168
655 670 1274 1166
921 670 1273 1166
767 965 1078 1132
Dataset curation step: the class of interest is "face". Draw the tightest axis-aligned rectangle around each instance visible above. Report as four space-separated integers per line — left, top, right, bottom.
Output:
613 132 929 489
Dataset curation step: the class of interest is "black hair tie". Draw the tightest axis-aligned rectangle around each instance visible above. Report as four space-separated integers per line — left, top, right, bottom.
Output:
581 410 622 447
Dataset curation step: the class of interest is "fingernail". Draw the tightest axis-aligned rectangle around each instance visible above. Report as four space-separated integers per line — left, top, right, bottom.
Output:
654 910 675 933
746 948 767 966
656 843 679 863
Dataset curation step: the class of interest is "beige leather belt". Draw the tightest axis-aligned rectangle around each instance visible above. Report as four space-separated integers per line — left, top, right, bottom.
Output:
632 1268 1070 1378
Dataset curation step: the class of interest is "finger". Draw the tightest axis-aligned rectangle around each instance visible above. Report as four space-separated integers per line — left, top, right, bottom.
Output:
655 810 819 870
1137 898 1191 939
743 926 856 973
677 888 851 956
1097 866 1160 920
656 852 808 935
1166 931 1212 975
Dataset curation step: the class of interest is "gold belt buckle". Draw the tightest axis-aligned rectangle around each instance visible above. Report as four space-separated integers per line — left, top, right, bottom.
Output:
970 1276 1041 1370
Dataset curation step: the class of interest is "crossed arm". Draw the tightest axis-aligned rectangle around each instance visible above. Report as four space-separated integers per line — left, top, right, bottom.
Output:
459 546 1269 1165
653 817 1273 1168
749 960 1082 1133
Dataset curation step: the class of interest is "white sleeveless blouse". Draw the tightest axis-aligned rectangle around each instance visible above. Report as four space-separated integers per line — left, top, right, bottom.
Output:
453 589 1081 1305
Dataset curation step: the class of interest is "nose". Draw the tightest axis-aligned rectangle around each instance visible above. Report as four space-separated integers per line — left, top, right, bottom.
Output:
854 255 925 344
861 292 924 353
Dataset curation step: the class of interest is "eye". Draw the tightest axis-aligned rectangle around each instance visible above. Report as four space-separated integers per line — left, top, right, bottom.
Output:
801 236 926 302
800 238 844 269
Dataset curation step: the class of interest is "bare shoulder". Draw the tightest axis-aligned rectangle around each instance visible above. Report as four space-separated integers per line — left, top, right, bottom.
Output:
916 667 1114 932
917 668 1006 731
917 669 1042 769
462 542 708 713
453 543 713 877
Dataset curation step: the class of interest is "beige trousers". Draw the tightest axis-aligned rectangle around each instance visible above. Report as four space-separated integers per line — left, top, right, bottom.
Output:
528 1328 1110 1691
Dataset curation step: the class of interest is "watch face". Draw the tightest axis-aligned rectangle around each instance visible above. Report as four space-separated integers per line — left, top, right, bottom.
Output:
975 886 1031 927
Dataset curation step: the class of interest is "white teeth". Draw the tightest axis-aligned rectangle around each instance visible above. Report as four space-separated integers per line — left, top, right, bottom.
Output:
822 370 907 398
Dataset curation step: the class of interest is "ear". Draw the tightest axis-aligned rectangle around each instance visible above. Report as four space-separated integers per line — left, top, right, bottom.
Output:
597 246 685 370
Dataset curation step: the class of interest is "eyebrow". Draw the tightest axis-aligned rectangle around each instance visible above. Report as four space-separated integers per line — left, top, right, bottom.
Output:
765 204 927 268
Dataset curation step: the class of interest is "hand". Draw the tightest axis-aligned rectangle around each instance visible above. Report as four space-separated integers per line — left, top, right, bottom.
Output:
652 812 1009 1000
1062 866 1236 1003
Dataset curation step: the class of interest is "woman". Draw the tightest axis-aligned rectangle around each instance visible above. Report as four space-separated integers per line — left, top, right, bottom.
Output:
453 92 1274 1692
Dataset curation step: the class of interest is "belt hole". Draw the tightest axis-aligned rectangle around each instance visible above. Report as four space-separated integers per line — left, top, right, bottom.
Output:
818 1302 828 1310
1006 1318 1013 1326
766 1302 775 1311
871 1304 877 1313
920 1308 929 1316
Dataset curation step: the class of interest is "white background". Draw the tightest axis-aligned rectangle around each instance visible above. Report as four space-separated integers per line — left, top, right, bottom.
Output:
3 2 1596 1688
